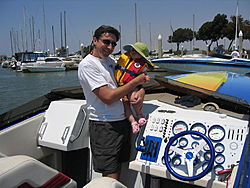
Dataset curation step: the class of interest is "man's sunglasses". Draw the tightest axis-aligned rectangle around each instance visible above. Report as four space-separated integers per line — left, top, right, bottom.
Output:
99 38 117 47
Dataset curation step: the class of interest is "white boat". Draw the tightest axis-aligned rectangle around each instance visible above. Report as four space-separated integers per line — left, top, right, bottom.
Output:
34 56 75 67
15 52 76 72
26 65 66 73
0 77 249 188
1 60 10 68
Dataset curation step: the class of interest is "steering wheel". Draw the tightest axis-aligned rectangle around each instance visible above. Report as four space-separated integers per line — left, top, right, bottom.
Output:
164 131 215 181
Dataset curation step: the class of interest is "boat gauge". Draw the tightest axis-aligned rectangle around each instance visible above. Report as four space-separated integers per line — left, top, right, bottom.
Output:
204 152 211 161
168 147 174 155
172 156 182 166
172 139 178 146
202 162 209 171
191 123 206 139
179 137 188 148
215 143 225 153
214 165 224 175
172 121 188 135
203 144 211 151
191 141 199 149
215 154 225 164
208 125 225 141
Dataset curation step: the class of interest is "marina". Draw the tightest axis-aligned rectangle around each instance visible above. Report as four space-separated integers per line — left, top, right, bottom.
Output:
1 0 250 187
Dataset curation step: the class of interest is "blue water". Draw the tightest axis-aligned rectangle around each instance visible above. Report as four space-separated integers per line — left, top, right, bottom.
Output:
0 67 79 115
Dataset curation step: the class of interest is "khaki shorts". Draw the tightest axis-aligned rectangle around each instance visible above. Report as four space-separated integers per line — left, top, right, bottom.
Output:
89 119 131 174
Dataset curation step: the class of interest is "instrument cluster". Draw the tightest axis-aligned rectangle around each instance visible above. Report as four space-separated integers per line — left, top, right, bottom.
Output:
135 102 249 181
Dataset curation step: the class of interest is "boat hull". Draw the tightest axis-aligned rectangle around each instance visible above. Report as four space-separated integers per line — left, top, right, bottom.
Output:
152 57 250 75
26 66 66 72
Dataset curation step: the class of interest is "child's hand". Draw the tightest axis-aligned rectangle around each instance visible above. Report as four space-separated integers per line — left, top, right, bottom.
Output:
144 75 150 83
131 122 140 134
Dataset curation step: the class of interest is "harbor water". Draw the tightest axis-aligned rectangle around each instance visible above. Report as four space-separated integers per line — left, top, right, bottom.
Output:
0 67 168 115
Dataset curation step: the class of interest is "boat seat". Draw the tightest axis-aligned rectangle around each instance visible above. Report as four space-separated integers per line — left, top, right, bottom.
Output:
83 177 127 188
0 155 77 188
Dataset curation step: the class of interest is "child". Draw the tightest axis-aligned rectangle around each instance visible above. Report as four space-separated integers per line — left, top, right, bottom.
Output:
114 42 154 133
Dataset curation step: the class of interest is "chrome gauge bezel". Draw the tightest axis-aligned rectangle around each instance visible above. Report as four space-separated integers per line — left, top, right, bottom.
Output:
208 125 225 142
172 121 188 135
190 123 207 139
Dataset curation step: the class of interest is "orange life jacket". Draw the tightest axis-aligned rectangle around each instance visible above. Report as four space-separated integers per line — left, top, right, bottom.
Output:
114 53 151 86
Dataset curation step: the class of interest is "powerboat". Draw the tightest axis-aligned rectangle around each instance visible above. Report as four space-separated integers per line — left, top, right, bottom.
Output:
0 75 249 188
152 54 250 75
14 52 76 72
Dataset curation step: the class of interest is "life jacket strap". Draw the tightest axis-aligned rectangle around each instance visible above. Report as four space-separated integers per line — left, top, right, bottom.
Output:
115 65 137 76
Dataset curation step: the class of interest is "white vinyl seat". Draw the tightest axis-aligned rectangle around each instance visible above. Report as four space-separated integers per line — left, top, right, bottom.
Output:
83 177 127 188
0 155 77 188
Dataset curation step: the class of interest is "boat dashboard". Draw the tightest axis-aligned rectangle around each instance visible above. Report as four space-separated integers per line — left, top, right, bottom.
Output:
129 100 249 188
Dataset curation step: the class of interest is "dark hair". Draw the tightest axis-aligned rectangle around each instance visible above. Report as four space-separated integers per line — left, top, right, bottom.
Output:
93 25 120 42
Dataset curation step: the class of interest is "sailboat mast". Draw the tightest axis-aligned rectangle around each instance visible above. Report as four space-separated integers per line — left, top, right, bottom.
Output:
43 0 47 52
135 3 138 42
10 31 13 55
52 25 55 55
60 12 63 49
64 11 67 55
234 0 239 50
149 23 152 51
193 14 195 50
23 6 28 51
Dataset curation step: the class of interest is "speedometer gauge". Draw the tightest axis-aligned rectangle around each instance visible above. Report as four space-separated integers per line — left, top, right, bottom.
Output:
172 121 188 135
208 125 225 141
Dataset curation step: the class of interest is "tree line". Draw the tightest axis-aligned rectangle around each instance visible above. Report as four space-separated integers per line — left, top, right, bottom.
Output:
168 14 250 52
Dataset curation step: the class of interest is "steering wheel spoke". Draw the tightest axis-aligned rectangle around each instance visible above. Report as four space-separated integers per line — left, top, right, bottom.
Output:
171 146 185 156
186 158 194 177
193 140 207 154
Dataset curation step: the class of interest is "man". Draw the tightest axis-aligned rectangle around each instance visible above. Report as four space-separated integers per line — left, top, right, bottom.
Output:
78 25 149 180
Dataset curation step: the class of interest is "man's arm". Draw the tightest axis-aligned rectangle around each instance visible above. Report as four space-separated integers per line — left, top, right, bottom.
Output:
93 73 148 105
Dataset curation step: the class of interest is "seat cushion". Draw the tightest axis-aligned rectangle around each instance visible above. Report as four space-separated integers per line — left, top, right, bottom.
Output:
0 155 76 188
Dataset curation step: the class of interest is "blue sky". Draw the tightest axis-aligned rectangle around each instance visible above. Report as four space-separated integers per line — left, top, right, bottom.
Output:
0 0 249 56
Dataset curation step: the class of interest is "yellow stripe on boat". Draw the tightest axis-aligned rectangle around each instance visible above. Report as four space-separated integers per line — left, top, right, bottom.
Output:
174 72 228 91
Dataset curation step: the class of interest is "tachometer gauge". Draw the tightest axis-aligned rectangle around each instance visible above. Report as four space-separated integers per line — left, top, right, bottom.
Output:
208 125 225 141
215 143 225 153
172 121 188 135
191 123 206 139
